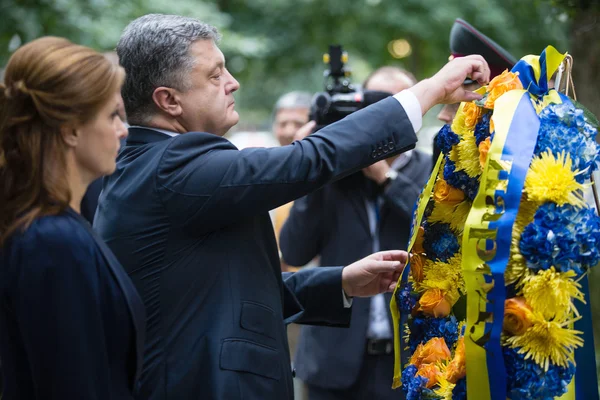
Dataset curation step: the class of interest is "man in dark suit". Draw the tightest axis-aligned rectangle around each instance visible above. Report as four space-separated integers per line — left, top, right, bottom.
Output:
94 14 490 400
279 67 431 400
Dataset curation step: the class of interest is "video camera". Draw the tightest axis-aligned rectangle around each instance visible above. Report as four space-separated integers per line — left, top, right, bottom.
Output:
309 45 393 132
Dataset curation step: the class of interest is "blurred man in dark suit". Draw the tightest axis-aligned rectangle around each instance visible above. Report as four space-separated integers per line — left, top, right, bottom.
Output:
280 66 431 400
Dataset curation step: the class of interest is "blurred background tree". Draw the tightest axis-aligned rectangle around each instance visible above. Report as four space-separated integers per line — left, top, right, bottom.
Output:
1 0 570 127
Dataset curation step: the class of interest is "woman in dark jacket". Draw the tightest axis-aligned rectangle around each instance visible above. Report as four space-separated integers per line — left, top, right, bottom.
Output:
0 36 145 399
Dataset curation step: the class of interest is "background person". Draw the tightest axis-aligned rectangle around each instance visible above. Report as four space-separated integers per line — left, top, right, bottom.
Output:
280 66 431 400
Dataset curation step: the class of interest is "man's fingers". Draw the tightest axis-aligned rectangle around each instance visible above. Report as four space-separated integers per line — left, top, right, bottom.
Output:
471 70 489 86
372 250 408 263
367 260 404 274
459 90 483 102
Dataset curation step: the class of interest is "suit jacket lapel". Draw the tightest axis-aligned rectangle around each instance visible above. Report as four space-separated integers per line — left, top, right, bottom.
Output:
69 209 146 389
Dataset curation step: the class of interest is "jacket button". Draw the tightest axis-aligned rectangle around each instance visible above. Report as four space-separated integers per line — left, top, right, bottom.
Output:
371 150 378 159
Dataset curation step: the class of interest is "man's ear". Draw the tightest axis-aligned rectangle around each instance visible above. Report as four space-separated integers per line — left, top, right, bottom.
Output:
60 124 79 148
152 87 183 117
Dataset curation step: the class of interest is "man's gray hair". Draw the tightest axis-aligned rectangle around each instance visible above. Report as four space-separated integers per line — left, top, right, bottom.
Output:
273 91 312 113
117 14 221 124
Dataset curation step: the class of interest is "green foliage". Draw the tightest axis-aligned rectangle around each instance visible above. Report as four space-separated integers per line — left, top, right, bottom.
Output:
0 0 571 124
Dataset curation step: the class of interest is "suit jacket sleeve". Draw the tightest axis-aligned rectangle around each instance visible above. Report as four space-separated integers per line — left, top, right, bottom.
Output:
14 230 115 399
279 190 325 267
382 151 433 220
281 266 351 327
156 97 417 235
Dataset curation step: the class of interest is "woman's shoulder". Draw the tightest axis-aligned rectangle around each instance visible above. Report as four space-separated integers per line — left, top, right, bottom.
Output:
11 211 96 256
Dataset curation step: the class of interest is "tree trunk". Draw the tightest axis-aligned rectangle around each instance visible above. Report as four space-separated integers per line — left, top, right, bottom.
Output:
570 12 600 118
570 9 600 384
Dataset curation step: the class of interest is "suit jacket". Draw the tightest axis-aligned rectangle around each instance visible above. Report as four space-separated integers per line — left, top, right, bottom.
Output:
279 151 431 389
94 96 418 400
81 177 103 224
0 208 145 399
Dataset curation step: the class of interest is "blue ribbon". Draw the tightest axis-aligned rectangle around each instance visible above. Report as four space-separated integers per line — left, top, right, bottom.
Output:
512 47 551 95
574 274 600 400
485 93 541 400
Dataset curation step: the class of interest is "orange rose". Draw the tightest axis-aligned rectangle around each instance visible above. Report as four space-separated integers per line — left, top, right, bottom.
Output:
479 137 491 169
503 297 533 336
421 337 452 364
444 336 466 383
417 363 443 388
484 70 523 109
433 178 465 206
409 337 452 368
413 226 425 254
409 343 425 366
462 101 483 129
410 253 425 283
419 288 452 318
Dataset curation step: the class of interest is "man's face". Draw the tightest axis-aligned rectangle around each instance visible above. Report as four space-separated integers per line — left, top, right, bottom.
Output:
177 40 240 135
437 82 480 124
273 107 310 146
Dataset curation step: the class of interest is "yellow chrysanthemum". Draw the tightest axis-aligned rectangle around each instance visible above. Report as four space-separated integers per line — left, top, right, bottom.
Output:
418 255 465 303
451 103 470 136
448 146 459 163
505 313 583 370
455 130 481 178
428 200 472 233
520 268 585 321
505 197 539 285
524 151 586 207
433 375 456 400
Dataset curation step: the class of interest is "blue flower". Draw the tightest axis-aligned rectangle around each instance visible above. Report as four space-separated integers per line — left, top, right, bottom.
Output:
443 158 480 200
519 203 600 274
474 112 492 146
423 223 459 262
503 346 575 400
401 364 429 400
536 102 600 181
396 282 417 313
452 378 466 400
409 315 459 352
435 124 460 155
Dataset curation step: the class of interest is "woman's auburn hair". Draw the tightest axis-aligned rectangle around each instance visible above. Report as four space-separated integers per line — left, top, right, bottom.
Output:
0 36 124 245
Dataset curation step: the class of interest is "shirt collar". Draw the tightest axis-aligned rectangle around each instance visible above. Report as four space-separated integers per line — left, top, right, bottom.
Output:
129 125 179 137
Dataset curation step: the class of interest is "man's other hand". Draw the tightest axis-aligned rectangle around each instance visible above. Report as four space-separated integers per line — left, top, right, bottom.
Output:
341 250 407 298
362 160 390 185
293 120 316 142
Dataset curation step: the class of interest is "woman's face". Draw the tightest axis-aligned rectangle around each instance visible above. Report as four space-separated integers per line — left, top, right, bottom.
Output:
75 92 128 180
